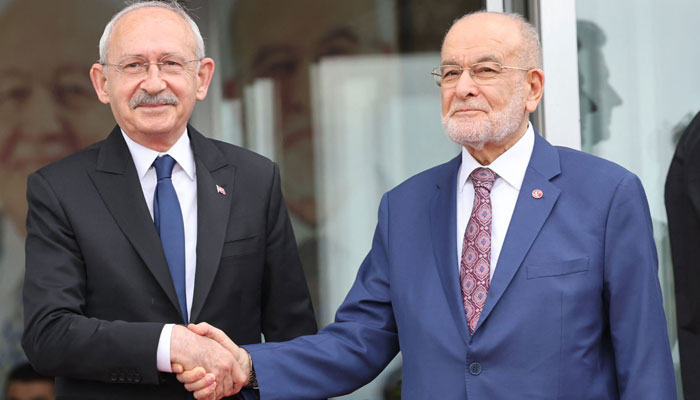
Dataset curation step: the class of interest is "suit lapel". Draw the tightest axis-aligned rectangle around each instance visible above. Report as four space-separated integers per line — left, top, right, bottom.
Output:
429 155 471 346
88 127 182 317
475 132 561 333
188 126 234 322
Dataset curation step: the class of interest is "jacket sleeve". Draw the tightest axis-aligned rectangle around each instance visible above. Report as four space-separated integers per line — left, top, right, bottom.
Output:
22 171 164 385
603 173 677 399
245 193 399 400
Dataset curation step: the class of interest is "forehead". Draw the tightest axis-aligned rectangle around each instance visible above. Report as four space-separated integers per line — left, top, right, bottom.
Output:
231 0 378 63
441 14 523 64
0 0 114 69
109 7 197 59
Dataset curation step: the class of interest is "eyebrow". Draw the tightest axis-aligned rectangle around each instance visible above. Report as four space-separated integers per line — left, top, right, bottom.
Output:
53 65 89 76
0 65 92 83
114 53 185 62
441 54 503 66
316 27 359 48
0 68 27 79
252 45 296 69
251 26 361 69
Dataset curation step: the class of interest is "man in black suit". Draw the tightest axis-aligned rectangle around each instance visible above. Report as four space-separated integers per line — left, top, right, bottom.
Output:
21 1 317 399
666 109 700 400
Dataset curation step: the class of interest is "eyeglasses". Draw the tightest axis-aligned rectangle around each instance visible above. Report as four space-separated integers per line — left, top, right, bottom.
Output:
102 55 201 75
431 62 531 87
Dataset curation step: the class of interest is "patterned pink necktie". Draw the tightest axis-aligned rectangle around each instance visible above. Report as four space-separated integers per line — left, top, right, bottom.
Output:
461 167 496 334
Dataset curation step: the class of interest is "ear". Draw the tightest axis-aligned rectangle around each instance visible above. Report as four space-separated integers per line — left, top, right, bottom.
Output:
525 68 545 113
90 63 111 104
195 57 216 101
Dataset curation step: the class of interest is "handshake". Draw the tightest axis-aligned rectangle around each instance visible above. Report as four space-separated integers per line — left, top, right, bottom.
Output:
170 322 253 400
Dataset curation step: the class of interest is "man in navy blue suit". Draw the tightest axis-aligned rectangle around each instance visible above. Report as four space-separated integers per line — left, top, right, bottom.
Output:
179 11 676 400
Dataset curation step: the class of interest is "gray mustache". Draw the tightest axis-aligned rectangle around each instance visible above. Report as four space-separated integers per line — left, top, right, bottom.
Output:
130 92 179 109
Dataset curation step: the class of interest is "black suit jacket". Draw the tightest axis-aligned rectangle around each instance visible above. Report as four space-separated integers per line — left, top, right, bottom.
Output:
665 110 700 400
22 125 317 399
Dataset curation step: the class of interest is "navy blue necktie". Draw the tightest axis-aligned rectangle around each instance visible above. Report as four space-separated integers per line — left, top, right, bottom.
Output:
153 155 188 323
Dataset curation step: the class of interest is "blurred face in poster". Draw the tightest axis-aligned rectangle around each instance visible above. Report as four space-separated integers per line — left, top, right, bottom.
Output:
5 380 54 400
230 0 387 226
0 0 116 235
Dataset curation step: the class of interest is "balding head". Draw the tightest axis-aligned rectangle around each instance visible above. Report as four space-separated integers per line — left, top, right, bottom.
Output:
447 11 543 69
98 0 205 65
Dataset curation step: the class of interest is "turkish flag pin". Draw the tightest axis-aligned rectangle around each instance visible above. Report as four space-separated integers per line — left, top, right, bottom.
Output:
532 189 543 199
216 185 226 195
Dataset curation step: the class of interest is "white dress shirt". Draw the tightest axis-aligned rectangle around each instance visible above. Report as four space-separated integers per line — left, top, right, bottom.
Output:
121 129 198 373
456 124 535 279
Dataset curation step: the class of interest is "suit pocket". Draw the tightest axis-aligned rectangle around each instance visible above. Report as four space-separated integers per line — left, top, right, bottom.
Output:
221 234 260 258
526 257 589 279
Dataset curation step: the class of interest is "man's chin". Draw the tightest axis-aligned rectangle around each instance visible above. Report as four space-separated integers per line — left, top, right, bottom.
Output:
130 118 182 137
443 121 488 148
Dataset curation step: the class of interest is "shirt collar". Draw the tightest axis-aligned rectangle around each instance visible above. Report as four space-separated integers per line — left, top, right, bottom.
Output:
121 128 196 181
458 123 535 192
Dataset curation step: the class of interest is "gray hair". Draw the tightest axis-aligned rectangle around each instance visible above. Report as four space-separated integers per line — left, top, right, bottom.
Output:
448 11 543 69
98 0 205 64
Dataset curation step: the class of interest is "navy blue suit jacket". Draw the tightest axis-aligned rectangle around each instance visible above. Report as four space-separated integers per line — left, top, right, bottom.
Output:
245 132 676 399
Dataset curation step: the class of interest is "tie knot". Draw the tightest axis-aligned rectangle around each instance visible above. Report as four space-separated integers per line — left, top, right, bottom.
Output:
154 155 176 180
470 167 496 191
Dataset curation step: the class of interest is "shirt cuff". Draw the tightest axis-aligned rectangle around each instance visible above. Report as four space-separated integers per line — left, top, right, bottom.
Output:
156 324 174 373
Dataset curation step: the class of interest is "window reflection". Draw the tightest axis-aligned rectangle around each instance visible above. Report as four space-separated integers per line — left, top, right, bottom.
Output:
577 20 622 152
227 0 394 322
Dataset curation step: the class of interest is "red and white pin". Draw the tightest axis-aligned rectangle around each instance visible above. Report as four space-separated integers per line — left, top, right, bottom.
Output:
531 189 543 199
216 185 226 195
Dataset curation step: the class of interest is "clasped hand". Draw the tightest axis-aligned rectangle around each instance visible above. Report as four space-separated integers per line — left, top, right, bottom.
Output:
170 323 252 399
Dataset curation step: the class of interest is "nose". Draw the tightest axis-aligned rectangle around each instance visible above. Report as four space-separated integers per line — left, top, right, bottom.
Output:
22 85 63 137
606 85 622 107
453 70 480 99
140 63 167 94
282 57 310 116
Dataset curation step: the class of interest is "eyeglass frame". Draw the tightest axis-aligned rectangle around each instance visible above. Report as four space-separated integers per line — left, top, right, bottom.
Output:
430 62 532 88
100 55 203 75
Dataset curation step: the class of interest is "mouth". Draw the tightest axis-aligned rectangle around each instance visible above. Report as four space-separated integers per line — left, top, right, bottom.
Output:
2 145 76 177
451 108 485 117
134 103 173 111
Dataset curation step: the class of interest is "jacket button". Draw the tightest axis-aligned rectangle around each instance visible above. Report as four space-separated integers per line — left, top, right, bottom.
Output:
469 362 482 375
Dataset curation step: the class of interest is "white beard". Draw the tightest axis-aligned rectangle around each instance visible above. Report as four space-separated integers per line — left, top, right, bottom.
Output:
442 85 528 150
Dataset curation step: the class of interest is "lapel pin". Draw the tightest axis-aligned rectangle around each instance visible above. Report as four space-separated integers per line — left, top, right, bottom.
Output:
532 189 543 199
216 185 226 196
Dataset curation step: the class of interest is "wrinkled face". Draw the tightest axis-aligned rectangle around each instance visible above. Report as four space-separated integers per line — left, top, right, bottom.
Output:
440 14 535 150
0 0 116 235
92 7 213 148
231 0 381 225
